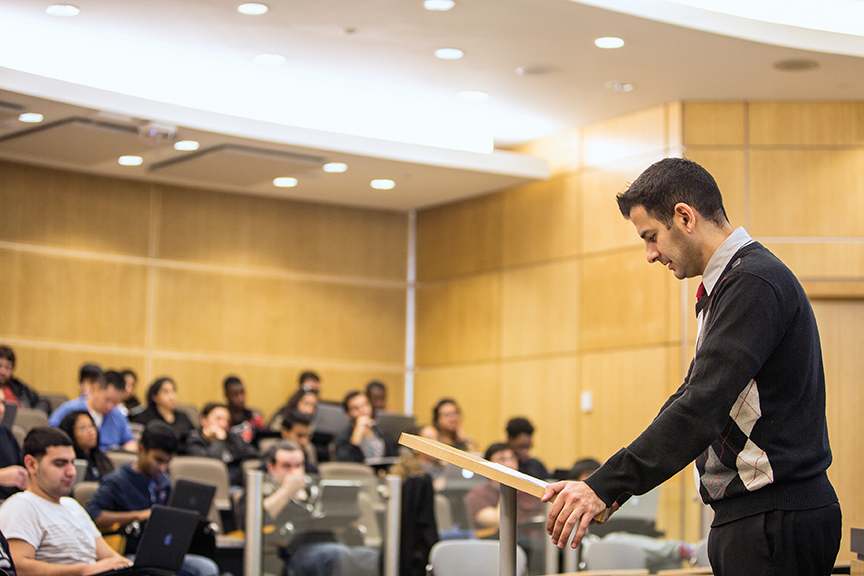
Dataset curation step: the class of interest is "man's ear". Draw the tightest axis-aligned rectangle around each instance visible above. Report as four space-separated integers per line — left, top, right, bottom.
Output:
673 203 697 233
23 454 37 475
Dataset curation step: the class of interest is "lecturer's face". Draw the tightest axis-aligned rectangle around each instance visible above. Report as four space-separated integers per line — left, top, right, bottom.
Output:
629 205 703 280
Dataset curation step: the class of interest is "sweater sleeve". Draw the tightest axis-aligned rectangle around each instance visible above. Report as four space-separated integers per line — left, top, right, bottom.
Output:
585 271 790 505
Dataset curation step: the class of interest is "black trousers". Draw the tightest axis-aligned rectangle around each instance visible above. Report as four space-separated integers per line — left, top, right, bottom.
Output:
708 503 842 576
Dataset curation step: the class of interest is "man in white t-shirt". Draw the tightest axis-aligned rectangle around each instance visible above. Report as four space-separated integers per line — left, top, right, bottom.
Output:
0 426 132 576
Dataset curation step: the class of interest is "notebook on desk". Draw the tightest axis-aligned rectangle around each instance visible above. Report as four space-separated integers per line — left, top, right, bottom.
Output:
167 478 216 519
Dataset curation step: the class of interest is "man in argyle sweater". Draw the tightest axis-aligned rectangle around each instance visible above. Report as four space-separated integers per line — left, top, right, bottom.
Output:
544 158 840 576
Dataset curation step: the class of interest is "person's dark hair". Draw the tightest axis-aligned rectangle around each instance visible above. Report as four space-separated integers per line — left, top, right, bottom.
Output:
146 377 175 408
201 402 228 418
57 410 114 478
298 371 320 389
265 440 302 465
616 158 729 228
484 442 512 462
120 369 137 382
141 421 178 454
341 390 363 413
101 370 126 392
569 458 602 481
433 398 459 425
23 426 73 460
0 346 15 367
506 417 534 439
223 375 242 393
285 389 318 412
79 363 104 385
281 410 313 431
365 380 385 395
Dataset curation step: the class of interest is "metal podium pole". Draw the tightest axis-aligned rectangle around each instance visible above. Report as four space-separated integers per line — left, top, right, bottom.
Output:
499 484 517 576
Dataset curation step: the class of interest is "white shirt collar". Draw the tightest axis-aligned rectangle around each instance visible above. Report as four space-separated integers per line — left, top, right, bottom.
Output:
701 227 753 296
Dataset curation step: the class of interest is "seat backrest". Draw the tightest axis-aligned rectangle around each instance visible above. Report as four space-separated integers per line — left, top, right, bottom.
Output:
72 481 100 508
175 404 200 428
583 540 647 571
105 450 137 470
168 456 231 530
318 461 374 478
14 407 48 433
40 393 69 413
433 493 453 532
428 540 527 576
11 424 26 449
694 538 710 567
241 458 264 486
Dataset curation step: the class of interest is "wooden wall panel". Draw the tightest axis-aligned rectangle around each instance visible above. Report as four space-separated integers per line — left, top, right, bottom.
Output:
501 260 580 358
749 102 864 146
581 249 673 350
762 242 864 279
157 185 407 280
0 161 151 256
502 175 581 267
413 363 501 450
750 149 864 237
416 192 503 280
0 249 148 347
512 128 582 177
683 102 746 147
683 149 748 229
153 267 405 362
582 105 669 168
499 356 580 472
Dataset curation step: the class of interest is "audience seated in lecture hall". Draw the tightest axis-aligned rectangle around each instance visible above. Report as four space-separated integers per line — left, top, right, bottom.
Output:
56 410 115 482
0 388 28 500
85 421 218 576
268 388 319 432
506 417 549 480
48 370 138 452
432 398 477 453
280 410 319 474
129 376 195 448
0 346 49 415
119 369 141 414
365 380 388 415
224 375 266 444
184 402 259 486
331 390 398 466
0 426 134 576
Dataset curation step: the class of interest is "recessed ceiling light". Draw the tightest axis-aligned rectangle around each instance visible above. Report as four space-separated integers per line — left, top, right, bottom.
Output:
435 48 464 60
604 81 634 92
273 177 298 187
595 37 625 49
323 162 348 173
773 58 820 71
457 91 489 103
174 140 200 151
46 4 80 17
18 113 44 123
515 64 554 76
371 179 395 190
118 156 143 166
237 3 268 15
424 0 455 11
253 53 287 67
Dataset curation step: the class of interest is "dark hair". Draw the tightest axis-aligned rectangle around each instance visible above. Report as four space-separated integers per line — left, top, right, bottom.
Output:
506 417 534 438
0 346 15 367
341 390 363 413
365 380 385 394
616 158 728 228
285 389 318 412
281 410 312 431
484 442 512 462
57 410 114 478
433 398 459 425
120 369 137 382
223 375 242 393
101 370 126 392
298 371 320 388
141 421 178 454
265 440 302 465
146 377 175 408
23 426 73 460
201 402 228 418
569 458 602 481
79 363 104 385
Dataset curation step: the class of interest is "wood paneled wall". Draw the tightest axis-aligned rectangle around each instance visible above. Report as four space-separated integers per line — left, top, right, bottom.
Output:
415 101 864 549
0 161 408 414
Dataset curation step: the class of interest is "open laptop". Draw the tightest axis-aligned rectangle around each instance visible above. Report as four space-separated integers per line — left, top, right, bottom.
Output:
166 478 216 519
374 412 416 444
91 505 199 576
314 480 362 521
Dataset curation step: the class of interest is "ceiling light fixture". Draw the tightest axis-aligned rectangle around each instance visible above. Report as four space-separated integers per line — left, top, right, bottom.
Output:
515 64 554 76
237 3 268 15
773 58 820 71
273 177 298 187
173 140 200 151
604 81 634 92
435 48 464 60
323 162 348 173
18 112 44 123
118 155 143 166
595 37 625 49
457 91 490 102
253 53 287 66
45 4 80 17
370 179 395 190
424 0 455 11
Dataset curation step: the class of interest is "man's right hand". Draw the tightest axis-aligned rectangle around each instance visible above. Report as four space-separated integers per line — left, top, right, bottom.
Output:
0 465 29 490
82 556 133 575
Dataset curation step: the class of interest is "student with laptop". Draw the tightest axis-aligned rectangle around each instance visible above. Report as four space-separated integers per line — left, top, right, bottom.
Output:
0 426 133 575
85 422 218 576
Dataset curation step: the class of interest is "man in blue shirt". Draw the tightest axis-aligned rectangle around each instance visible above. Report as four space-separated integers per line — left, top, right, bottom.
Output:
86 421 218 576
48 370 136 452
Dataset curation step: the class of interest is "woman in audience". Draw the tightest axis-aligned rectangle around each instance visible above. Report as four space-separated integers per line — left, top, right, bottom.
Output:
268 388 319 431
58 410 114 482
433 398 477 452
130 376 195 446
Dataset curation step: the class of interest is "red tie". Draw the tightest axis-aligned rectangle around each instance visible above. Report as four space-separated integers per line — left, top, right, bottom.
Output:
696 282 706 302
